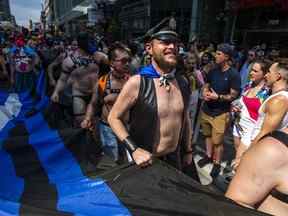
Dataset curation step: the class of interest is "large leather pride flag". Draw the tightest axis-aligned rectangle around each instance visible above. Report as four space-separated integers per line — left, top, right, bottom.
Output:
0 73 267 215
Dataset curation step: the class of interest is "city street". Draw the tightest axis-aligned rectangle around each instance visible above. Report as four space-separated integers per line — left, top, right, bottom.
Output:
194 130 236 192
0 0 287 215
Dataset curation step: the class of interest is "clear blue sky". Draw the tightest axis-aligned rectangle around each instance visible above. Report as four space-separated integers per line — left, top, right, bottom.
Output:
10 0 42 26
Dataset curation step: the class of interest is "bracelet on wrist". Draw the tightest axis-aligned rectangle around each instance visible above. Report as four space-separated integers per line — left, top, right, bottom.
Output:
123 136 138 153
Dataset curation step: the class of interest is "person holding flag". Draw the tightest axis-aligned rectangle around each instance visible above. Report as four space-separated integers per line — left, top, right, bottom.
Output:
108 30 195 173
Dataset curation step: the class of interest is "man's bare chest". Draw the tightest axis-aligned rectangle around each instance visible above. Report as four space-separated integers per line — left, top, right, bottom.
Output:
154 80 184 117
70 63 98 80
103 78 126 104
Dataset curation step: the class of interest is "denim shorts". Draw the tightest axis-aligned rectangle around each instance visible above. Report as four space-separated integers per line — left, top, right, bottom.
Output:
98 121 119 161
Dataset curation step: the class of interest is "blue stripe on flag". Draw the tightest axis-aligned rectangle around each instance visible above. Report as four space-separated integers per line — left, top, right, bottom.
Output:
24 112 132 216
0 94 24 216
0 92 10 105
35 67 46 98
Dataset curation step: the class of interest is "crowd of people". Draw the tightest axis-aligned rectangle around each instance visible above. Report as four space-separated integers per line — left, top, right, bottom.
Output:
0 27 288 215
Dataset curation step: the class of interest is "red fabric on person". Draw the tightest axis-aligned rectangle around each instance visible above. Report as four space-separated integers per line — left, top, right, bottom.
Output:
242 96 261 121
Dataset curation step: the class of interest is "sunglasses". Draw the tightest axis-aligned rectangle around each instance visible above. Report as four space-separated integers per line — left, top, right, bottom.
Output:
114 57 131 64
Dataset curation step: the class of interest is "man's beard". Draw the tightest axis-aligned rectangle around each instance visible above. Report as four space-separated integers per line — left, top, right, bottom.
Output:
154 53 177 71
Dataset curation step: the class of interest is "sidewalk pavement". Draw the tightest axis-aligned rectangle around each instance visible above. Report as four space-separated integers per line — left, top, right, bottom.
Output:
194 129 236 193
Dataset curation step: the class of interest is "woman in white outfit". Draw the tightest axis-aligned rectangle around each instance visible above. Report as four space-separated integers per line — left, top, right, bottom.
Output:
232 60 271 169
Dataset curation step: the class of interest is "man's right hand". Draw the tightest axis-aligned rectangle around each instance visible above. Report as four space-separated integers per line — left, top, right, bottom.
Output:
132 148 153 168
51 92 59 103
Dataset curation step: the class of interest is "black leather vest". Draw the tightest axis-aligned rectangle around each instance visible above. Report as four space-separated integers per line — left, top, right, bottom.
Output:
129 74 190 158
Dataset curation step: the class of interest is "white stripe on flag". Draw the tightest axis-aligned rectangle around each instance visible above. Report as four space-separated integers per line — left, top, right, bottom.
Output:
0 94 22 130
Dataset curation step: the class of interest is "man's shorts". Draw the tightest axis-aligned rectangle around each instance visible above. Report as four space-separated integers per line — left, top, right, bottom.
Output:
99 121 119 161
200 111 230 145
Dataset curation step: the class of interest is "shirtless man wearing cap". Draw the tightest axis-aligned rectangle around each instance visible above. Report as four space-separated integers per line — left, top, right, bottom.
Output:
108 30 193 169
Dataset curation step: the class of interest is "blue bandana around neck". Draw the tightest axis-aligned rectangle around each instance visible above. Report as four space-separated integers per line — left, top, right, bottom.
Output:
139 64 161 78
139 64 176 89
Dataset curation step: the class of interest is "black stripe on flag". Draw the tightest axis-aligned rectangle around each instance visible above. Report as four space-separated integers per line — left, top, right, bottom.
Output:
3 124 72 216
42 105 116 177
103 160 266 216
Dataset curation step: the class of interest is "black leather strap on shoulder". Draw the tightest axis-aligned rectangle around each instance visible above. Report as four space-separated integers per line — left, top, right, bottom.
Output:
271 189 288 204
262 130 288 148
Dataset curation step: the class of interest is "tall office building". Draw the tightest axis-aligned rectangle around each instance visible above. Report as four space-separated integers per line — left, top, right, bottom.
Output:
0 0 11 21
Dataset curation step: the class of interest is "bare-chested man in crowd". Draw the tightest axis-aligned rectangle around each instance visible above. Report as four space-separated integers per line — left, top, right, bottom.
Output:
226 127 288 216
51 32 108 126
108 30 193 169
47 40 77 88
81 42 131 161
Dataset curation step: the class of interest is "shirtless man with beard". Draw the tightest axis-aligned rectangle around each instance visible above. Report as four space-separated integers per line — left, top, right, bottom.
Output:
108 30 193 169
51 32 102 126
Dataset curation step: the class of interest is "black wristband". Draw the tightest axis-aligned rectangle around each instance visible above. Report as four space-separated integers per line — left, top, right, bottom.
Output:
123 136 138 153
